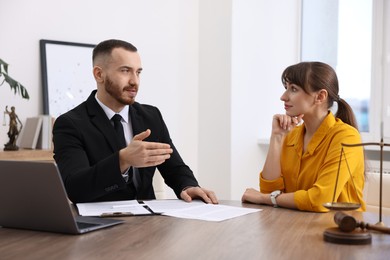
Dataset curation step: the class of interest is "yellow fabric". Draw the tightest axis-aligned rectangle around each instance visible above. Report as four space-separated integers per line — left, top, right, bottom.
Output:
260 112 366 212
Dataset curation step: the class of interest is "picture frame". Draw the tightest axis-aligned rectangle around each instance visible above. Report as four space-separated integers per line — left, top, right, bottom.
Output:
40 39 96 118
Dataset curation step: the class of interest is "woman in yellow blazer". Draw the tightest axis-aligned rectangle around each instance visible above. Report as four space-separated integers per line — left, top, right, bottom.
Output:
242 62 366 212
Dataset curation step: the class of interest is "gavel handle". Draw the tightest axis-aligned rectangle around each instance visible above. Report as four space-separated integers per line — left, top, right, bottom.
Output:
361 223 390 234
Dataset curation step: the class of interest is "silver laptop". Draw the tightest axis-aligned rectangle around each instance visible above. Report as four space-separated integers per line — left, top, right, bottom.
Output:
0 160 124 234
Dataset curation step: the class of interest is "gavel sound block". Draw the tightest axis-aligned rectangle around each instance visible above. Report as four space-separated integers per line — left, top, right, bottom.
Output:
324 212 390 244
323 212 372 245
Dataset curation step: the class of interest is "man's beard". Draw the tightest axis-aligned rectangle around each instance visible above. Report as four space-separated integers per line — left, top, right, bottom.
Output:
104 76 136 105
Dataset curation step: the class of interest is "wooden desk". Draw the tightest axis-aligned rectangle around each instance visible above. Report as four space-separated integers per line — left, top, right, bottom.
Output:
0 201 389 259
0 149 53 161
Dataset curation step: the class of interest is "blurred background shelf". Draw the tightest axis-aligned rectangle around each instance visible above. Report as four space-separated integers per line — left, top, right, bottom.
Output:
0 149 53 161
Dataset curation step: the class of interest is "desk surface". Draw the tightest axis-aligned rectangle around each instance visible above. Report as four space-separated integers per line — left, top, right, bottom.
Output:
0 201 389 259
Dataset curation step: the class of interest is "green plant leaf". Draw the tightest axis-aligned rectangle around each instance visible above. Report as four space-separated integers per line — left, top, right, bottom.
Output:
0 59 29 100
0 58 9 73
2 73 30 99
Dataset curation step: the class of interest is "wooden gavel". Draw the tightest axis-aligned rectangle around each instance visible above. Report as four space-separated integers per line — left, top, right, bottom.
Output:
334 212 390 234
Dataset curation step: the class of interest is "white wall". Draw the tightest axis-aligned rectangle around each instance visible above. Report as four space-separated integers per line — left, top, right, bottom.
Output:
230 0 301 199
0 0 301 200
198 0 232 199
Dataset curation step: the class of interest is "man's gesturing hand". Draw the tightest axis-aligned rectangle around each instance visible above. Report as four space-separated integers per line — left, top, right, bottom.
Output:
119 129 173 171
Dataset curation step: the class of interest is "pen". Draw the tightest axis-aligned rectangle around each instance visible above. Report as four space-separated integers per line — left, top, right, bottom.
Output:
100 212 134 217
141 204 161 215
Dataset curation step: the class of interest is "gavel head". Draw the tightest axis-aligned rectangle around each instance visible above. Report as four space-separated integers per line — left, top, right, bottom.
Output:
334 212 357 232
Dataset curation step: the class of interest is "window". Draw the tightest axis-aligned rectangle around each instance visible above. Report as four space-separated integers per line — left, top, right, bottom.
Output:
301 0 373 133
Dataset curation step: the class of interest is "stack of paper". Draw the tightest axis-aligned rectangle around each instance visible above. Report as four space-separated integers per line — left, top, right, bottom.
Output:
77 200 262 222
77 200 151 217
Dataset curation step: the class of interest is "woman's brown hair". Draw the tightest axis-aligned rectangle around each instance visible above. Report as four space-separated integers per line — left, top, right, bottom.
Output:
281 61 358 130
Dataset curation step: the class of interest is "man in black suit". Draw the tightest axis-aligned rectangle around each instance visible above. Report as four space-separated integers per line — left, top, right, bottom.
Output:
53 39 218 204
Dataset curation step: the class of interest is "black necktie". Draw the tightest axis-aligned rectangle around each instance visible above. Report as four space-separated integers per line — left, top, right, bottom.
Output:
112 114 139 190
112 114 127 149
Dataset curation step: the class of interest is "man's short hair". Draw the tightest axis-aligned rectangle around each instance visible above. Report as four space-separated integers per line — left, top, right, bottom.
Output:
92 39 138 64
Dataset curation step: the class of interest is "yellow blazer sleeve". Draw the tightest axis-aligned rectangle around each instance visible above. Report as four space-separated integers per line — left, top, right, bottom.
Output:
259 172 285 193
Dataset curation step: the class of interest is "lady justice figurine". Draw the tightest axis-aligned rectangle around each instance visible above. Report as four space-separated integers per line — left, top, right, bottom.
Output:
3 106 23 151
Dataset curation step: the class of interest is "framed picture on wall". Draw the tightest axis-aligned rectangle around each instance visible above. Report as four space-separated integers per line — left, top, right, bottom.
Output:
40 39 96 118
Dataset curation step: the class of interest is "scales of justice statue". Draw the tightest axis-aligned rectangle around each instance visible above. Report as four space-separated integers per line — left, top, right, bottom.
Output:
323 123 390 244
3 105 23 151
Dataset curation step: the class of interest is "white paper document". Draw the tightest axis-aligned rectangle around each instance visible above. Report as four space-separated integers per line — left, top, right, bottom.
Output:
144 200 261 221
142 199 206 214
77 199 261 221
77 200 151 216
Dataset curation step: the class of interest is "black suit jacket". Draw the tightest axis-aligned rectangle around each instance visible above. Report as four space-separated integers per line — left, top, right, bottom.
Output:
53 90 198 203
